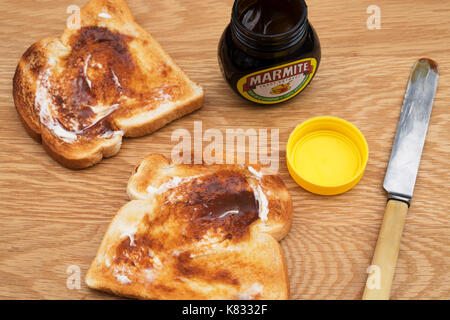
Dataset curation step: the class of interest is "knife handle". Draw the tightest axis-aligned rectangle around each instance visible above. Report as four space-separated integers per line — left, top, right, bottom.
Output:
362 199 408 300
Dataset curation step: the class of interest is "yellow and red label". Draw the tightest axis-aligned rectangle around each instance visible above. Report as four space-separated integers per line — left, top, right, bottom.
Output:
237 58 317 104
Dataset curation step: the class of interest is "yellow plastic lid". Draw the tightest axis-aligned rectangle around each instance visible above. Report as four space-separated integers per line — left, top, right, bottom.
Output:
286 116 368 195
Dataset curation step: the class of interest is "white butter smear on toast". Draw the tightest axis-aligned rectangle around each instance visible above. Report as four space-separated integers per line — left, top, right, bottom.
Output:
113 265 133 284
119 224 138 247
114 270 132 284
146 175 203 195
36 70 77 142
237 283 264 300
248 166 263 179
98 9 112 19
253 184 269 221
247 166 270 221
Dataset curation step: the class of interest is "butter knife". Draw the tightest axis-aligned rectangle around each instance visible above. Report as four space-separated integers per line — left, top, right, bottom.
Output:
363 58 439 300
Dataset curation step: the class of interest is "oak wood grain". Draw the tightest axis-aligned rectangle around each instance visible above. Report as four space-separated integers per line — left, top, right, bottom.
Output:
0 0 448 299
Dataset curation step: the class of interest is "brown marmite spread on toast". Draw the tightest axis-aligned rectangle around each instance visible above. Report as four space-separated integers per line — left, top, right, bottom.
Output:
34 26 183 142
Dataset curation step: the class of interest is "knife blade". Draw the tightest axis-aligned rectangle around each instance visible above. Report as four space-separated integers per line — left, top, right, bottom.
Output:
383 58 439 204
363 58 439 300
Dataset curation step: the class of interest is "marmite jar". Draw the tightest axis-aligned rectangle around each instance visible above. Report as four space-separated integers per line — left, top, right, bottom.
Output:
218 0 321 104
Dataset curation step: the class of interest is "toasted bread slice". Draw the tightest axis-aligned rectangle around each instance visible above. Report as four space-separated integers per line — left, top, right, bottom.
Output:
13 0 204 169
86 154 293 299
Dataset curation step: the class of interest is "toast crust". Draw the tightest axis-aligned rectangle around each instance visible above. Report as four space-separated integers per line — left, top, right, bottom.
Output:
13 0 204 169
86 154 293 299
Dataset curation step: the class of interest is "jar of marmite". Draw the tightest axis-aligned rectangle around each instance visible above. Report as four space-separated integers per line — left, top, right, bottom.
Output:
218 0 321 104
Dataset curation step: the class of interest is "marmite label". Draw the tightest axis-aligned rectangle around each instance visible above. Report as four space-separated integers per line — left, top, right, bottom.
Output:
236 58 317 104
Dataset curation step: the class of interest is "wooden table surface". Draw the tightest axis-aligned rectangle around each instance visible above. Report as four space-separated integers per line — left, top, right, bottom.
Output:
0 0 448 300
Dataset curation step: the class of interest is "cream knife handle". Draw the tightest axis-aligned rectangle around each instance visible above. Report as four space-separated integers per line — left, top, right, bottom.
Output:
363 199 409 300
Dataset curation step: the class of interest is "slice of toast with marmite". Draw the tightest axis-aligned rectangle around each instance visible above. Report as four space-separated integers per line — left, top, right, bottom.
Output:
13 0 203 169
86 154 293 299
